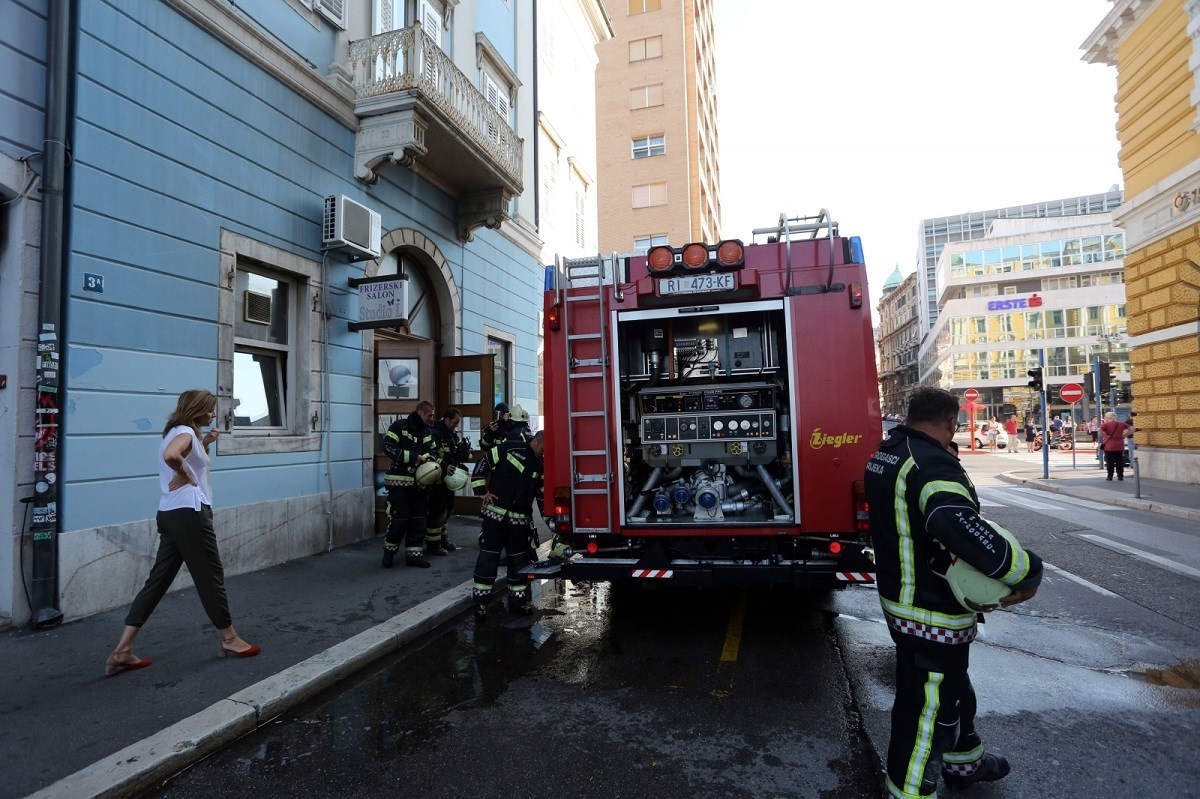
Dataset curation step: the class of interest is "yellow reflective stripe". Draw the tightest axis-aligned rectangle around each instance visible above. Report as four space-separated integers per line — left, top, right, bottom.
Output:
1000 543 1031 585
918 480 973 514
904 671 943 797
894 459 917 606
384 431 399 443
943 742 985 765
506 452 524 471
881 597 977 630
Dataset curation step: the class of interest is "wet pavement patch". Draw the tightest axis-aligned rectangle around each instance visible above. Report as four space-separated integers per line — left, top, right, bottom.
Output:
1144 660 1200 689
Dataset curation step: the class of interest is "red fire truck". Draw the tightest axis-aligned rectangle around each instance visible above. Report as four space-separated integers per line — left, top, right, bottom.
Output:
531 211 879 589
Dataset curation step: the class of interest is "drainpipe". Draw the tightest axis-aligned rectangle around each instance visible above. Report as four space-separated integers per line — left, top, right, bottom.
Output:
29 0 74 628
531 0 538 230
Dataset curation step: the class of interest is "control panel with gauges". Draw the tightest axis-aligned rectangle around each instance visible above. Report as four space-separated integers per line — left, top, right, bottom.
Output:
639 382 778 466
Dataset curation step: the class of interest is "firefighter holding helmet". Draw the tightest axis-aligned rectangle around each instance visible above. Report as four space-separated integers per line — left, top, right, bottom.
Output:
381 400 438 569
424 406 471 556
864 387 1043 799
470 429 545 618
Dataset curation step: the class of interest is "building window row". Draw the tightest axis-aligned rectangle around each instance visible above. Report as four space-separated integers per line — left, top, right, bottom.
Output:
945 305 1126 346
948 233 1124 279
947 345 1129 382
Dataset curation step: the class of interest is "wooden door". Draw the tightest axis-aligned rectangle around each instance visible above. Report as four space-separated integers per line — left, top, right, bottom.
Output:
373 335 435 472
437 353 495 456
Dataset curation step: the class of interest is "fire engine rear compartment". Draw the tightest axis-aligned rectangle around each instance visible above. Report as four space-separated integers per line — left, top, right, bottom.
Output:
615 300 797 530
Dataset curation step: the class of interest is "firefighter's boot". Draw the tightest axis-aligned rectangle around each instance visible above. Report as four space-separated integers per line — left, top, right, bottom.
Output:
507 585 532 616
381 546 397 569
405 548 431 568
442 535 457 552
472 586 490 620
942 753 1010 791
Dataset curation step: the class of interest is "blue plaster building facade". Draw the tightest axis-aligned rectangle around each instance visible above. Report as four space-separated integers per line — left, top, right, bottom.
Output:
0 0 547 624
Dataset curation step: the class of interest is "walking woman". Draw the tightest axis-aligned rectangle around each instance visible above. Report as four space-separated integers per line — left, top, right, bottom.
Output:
105 389 259 676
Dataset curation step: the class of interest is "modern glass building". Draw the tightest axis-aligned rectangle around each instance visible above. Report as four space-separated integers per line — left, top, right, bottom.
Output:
919 214 1130 422
917 189 1124 329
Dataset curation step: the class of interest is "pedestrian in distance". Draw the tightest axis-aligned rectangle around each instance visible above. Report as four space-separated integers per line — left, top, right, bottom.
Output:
105 389 260 677
1099 411 1132 481
381 400 438 568
864 387 1043 798
1088 415 1100 444
1003 416 1018 453
424 406 471 555
470 430 545 619
986 417 999 451
1023 417 1036 453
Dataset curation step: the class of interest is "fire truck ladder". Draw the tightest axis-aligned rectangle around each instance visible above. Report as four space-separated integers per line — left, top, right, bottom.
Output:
752 210 840 294
555 252 625 535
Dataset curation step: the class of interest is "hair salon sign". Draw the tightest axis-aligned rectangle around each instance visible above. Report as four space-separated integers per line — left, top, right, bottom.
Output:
348 273 409 331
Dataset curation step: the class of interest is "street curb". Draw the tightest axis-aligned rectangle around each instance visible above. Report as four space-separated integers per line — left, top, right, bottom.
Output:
996 472 1200 523
24 580 476 799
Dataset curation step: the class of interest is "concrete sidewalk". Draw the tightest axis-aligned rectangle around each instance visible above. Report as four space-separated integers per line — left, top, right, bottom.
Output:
1 515 504 799
997 457 1200 522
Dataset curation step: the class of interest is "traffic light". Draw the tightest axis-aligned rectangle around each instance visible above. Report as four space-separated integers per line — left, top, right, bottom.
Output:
1098 361 1113 395
1026 367 1043 392
1084 371 1095 400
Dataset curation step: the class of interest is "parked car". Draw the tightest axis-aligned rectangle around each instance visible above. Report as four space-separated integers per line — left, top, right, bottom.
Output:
953 422 1008 450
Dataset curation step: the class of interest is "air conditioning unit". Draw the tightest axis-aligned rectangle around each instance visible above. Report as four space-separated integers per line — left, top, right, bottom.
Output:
323 195 381 259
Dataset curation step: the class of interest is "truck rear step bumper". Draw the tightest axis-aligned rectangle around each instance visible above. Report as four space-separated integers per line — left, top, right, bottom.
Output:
524 556 876 589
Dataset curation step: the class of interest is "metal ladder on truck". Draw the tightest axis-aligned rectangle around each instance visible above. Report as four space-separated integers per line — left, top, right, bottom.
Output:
553 252 625 535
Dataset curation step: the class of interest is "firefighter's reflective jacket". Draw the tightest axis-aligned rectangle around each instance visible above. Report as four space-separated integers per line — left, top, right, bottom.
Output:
383 410 436 487
863 425 1043 640
471 438 543 516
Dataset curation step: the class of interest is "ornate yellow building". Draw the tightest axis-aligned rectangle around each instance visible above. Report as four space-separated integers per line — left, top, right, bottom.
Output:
1085 1 1200 483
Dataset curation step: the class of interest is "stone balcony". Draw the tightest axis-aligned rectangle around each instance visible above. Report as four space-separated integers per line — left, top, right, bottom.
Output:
349 24 523 240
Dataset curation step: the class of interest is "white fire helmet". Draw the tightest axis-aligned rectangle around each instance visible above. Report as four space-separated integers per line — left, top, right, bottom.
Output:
415 461 443 487
509 404 530 423
443 465 468 491
943 519 1020 612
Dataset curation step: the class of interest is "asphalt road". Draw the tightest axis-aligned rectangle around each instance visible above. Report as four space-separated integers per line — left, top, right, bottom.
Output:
145 583 883 798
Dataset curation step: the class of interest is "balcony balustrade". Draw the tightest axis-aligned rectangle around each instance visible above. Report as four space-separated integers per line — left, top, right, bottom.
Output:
349 24 523 240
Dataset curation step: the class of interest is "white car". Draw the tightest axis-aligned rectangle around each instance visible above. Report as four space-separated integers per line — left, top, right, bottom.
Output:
953 422 1008 450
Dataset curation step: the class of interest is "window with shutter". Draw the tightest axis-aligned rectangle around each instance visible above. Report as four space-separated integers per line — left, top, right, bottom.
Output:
484 73 510 142
313 0 347 30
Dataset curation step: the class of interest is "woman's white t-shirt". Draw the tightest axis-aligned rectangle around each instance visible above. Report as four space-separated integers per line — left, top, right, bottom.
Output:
158 425 213 511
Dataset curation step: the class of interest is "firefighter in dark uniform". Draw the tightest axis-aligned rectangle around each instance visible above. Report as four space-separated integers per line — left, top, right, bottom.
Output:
381 401 437 569
480 402 523 449
864 387 1043 799
424 406 471 555
470 429 544 618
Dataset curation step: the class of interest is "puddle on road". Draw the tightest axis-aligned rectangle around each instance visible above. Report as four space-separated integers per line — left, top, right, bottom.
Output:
1142 659 1200 690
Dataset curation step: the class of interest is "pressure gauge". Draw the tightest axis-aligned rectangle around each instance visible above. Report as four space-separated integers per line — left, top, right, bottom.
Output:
738 393 754 408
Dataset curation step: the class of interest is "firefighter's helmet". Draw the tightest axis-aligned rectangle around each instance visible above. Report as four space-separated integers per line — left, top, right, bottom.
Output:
509 404 530 423
415 461 442 487
443 465 468 491
943 519 1019 612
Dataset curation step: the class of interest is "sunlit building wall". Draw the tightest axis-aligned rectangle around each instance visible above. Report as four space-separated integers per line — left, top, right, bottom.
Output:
1085 1 1200 484
919 215 1130 422
876 267 921 417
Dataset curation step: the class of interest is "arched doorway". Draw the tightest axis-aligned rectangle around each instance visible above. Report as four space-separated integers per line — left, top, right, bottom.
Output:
367 231 494 524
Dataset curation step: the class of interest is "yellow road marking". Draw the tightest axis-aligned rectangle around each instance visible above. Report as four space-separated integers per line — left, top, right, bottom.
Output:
720 591 748 663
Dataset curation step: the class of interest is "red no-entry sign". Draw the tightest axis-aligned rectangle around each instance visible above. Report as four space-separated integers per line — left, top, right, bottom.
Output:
963 388 979 402
1059 383 1084 403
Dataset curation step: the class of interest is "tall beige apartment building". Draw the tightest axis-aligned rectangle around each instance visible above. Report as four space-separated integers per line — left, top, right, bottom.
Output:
595 0 721 253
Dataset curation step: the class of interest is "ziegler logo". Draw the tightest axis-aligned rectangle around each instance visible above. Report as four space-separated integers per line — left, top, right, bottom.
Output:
986 293 1043 312
809 428 863 450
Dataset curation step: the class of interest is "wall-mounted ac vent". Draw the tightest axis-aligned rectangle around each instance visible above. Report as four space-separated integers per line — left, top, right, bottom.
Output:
311 0 347 30
243 291 272 325
323 195 382 259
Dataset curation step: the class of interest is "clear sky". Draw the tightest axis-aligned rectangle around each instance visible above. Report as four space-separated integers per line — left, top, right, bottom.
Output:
712 0 1124 305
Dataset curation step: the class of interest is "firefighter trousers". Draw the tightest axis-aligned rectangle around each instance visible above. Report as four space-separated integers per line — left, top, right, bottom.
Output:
426 484 455 544
472 514 534 609
885 634 984 799
384 483 430 556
